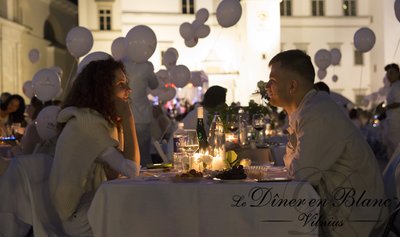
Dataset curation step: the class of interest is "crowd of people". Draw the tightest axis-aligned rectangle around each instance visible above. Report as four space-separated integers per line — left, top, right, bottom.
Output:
0 50 399 236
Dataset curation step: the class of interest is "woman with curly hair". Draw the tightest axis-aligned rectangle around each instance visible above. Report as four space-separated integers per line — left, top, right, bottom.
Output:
0 94 27 134
49 57 140 236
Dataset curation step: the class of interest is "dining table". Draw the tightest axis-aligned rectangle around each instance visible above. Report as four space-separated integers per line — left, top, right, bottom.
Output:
88 170 320 237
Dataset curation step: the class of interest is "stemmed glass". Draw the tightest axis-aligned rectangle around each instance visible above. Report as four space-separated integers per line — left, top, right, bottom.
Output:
181 129 199 171
226 113 239 143
252 113 265 144
227 114 239 133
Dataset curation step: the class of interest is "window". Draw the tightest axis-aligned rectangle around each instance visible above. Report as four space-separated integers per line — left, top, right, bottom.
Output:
294 43 309 54
312 0 324 16
280 0 292 16
99 9 111 30
182 0 194 14
354 50 364 65
343 0 356 16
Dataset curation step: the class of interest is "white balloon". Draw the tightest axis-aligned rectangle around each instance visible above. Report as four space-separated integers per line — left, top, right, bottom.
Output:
395 0 400 23
32 69 61 102
354 27 376 53
125 25 157 63
156 69 170 84
111 37 127 60
35 105 61 140
317 68 327 80
179 22 194 40
184 38 198 48
332 75 338 82
191 71 203 87
195 24 211 38
314 49 331 69
77 51 112 74
166 47 179 59
66 26 94 58
216 0 242 28
196 8 209 23
158 87 176 102
22 81 34 99
192 19 202 31
149 87 161 97
330 48 341 66
170 65 190 88
162 50 178 69
49 66 63 80
56 87 63 98
28 49 40 63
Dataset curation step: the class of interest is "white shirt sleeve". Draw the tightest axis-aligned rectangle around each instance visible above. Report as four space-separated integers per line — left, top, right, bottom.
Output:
98 146 140 178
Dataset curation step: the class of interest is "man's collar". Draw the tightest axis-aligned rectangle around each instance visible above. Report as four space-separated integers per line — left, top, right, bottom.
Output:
288 89 317 129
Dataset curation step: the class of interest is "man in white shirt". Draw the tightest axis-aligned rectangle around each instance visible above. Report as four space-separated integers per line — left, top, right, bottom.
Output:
265 50 388 236
382 63 400 159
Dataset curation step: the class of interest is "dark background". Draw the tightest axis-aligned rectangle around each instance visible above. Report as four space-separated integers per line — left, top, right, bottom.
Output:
68 0 77 5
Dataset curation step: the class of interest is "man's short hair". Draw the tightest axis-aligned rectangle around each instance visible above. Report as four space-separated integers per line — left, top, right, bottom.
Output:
202 86 227 109
384 63 400 72
269 49 315 84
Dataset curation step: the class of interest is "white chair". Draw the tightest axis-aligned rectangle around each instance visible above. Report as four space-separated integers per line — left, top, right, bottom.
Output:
151 112 174 163
0 154 65 237
383 144 400 212
382 206 400 237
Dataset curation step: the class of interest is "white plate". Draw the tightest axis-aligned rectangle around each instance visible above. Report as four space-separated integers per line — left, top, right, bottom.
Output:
213 178 257 184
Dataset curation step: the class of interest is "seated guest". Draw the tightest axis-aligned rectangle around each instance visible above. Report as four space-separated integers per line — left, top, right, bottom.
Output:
182 85 227 131
11 97 45 156
265 49 388 236
49 58 140 236
314 81 353 115
314 81 330 94
0 92 11 105
0 94 27 134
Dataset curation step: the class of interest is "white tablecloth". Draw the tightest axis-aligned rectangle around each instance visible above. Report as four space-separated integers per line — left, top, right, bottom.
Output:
88 179 319 237
235 145 286 166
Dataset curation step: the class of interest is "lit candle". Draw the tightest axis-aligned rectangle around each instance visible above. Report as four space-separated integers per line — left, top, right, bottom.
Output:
192 153 202 171
226 133 238 144
212 155 225 171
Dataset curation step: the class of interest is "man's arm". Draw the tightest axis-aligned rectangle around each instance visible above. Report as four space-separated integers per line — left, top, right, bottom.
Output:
286 113 346 186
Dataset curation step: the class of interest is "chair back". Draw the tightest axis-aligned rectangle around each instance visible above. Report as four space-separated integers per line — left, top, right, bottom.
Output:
382 206 400 237
0 154 66 236
383 145 400 212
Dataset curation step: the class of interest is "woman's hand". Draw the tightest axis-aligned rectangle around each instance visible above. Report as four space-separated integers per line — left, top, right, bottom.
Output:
114 97 140 167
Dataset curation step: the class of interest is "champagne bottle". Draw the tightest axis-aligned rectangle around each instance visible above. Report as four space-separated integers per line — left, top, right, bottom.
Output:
208 112 226 162
196 106 209 152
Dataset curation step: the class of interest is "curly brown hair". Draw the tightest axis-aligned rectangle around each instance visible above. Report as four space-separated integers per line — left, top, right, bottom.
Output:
62 57 126 124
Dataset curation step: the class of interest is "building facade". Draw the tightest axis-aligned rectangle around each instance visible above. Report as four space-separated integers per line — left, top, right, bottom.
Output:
3 0 397 105
79 0 400 105
0 0 77 99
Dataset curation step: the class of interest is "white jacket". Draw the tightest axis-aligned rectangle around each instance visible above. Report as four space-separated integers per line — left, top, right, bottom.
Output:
284 90 389 237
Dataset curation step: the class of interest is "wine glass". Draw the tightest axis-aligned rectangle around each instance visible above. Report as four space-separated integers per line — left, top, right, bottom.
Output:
226 113 239 144
252 113 265 144
182 130 199 154
181 129 199 171
226 114 239 133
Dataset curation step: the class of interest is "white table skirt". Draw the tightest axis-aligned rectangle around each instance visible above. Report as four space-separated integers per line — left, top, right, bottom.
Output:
88 179 319 237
